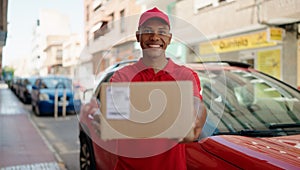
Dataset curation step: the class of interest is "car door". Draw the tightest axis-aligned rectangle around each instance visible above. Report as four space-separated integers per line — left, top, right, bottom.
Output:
92 71 119 169
31 78 42 107
79 71 118 170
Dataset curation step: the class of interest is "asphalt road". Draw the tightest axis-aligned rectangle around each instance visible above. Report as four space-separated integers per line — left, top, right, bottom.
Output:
25 105 80 170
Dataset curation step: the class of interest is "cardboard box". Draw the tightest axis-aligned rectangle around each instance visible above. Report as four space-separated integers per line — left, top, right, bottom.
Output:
99 81 194 140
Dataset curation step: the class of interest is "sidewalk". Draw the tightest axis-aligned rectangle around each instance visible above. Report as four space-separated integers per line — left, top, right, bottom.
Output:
0 83 65 170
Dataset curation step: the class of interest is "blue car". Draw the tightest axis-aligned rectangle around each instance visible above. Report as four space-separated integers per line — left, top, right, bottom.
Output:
31 75 75 116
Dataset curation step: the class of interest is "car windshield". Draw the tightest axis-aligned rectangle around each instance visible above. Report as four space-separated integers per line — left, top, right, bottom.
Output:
28 78 36 85
197 68 300 136
23 78 36 85
42 77 72 89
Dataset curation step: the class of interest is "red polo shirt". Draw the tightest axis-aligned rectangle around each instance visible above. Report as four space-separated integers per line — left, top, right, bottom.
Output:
110 58 202 170
111 58 201 99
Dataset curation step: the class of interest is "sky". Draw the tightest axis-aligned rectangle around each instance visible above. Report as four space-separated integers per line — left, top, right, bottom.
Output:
3 0 84 67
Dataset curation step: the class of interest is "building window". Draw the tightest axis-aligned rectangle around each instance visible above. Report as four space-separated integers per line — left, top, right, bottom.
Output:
120 10 125 33
93 0 102 11
94 4 102 11
94 21 109 39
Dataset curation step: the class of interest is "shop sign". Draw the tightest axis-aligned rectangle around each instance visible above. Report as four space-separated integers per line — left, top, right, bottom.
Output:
257 49 281 79
200 30 277 55
267 27 285 42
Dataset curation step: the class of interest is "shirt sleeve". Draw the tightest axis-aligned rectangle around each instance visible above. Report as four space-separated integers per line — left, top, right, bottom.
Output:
110 66 134 82
110 71 121 82
110 70 130 82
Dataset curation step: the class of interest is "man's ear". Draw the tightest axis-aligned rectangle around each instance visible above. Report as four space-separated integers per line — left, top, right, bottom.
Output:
167 33 172 45
136 31 141 42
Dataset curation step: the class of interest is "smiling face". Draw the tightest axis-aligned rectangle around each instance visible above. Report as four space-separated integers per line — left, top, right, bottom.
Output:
136 18 172 59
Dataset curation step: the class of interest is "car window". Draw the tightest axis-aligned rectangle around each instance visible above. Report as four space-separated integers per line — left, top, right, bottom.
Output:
23 78 36 86
40 77 72 89
34 79 43 87
22 79 30 85
197 69 300 135
28 78 36 85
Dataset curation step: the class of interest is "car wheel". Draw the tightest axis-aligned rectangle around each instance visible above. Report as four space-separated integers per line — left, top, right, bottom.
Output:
80 132 96 170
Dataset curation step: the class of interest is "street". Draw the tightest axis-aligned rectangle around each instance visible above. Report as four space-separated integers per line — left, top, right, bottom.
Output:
24 105 80 170
0 83 80 170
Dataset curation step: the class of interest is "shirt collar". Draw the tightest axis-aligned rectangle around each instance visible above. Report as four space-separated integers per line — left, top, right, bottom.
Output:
136 58 175 73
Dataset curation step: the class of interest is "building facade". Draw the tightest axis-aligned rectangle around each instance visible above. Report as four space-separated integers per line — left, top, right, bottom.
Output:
0 0 8 77
44 35 70 75
62 34 83 78
83 0 142 76
175 0 300 88
82 0 300 88
82 0 185 76
30 9 72 76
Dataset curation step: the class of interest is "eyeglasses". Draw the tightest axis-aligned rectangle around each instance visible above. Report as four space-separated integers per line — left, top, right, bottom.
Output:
136 29 171 37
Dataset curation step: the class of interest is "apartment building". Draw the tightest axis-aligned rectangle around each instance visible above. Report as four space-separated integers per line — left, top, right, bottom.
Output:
62 34 83 78
83 0 142 76
0 0 8 76
44 35 69 75
31 9 71 76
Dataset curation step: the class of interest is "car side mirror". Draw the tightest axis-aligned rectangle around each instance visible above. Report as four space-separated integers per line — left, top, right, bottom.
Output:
83 88 93 103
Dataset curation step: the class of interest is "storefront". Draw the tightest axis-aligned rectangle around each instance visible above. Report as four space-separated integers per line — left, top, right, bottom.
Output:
198 27 294 84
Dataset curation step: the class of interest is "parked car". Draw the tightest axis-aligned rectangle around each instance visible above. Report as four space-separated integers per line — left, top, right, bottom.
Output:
13 77 23 97
79 60 300 169
10 76 20 94
31 75 75 116
19 77 37 104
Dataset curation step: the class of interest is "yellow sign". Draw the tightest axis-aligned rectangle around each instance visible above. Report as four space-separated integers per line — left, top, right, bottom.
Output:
257 49 281 79
200 30 278 55
267 27 285 42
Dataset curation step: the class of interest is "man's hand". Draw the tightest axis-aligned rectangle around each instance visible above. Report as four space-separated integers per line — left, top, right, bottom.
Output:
180 98 207 143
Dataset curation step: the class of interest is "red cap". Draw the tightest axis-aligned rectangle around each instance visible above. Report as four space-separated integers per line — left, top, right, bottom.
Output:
138 7 170 28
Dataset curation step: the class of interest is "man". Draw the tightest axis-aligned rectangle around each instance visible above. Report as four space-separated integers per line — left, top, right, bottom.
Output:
108 7 207 170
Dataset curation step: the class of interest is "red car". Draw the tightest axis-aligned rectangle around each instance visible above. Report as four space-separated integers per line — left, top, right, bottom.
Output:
78 60 300 169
